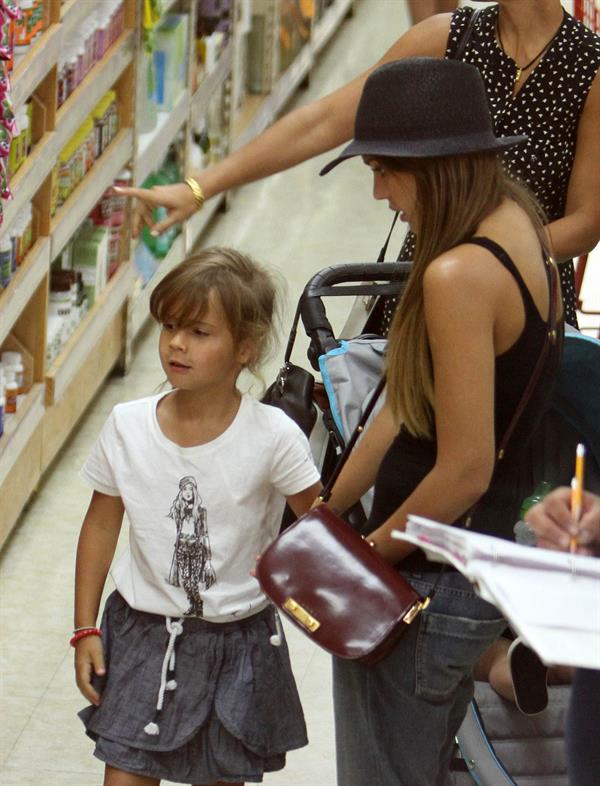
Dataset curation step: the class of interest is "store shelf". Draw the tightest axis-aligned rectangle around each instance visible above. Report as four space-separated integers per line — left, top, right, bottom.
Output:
136 89 190 184
11 24 63 109
312 0 353 56
0 238 51 346
0 383 45 489
161 0 181 15
45 261 135 405
2 131 62 230
191 43 233 116
50 128 133 259
185 194 226 253
129 234 186 339
55 31 135 148
233 43 312 149
60 0 96 38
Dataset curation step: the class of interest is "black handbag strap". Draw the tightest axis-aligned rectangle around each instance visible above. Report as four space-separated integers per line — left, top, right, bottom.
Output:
376 212 399 263
453 8 482 61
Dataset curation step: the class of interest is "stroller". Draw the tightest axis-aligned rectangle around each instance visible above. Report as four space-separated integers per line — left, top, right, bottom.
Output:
266 261 572 785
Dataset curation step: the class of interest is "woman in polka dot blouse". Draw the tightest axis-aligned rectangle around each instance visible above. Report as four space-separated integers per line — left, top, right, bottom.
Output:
121 0 600 327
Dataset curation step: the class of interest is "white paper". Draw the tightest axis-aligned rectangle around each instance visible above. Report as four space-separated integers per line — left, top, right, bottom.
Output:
393 516 600 669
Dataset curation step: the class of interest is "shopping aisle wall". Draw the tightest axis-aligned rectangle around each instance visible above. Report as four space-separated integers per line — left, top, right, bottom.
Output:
0 2 409 785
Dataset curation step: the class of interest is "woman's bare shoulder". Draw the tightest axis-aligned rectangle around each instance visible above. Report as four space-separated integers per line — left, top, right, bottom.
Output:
377 13 453 66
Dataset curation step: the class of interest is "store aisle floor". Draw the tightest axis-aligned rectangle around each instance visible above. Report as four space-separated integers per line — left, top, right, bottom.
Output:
0 2 408 785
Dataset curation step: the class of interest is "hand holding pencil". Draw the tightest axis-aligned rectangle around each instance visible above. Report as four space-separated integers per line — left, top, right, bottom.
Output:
526 485 600 559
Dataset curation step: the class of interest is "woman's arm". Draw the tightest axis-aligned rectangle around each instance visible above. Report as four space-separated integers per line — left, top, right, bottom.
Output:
74 491 124 705
117 14 452 236
326 401 399 514
368 249 498 562
547 73 600 262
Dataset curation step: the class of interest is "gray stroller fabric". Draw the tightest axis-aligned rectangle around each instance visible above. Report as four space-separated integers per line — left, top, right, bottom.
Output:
452 682 570 786
318 337 386 516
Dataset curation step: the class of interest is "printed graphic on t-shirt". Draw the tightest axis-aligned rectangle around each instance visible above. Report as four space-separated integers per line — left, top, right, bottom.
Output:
166 476 216 616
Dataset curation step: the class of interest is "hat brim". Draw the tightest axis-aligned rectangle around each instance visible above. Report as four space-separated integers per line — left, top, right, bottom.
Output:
319 132 527 175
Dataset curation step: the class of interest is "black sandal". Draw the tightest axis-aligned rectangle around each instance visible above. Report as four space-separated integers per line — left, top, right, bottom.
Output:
508 638 549 715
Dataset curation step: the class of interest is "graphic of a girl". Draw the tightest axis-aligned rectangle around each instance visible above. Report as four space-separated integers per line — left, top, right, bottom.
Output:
167 475 216 616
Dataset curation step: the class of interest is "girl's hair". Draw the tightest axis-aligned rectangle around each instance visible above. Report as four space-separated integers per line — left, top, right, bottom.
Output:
150 247 279 373
381 152 550 439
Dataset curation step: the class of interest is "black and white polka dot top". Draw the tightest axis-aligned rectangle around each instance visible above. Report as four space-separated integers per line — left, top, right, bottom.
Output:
387 7 600 331
446 5 600 224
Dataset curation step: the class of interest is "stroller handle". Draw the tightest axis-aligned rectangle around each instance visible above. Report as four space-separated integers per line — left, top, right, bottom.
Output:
300 262 412 361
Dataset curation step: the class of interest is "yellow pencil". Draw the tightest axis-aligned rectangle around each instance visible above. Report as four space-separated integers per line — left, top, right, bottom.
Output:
570 443 585 553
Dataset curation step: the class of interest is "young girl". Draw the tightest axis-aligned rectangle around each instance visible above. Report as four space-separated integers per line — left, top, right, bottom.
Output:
73 247 322 786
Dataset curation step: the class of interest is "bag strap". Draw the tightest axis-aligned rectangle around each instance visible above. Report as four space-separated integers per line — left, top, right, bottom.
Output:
453 8 482 61
282 301 303 363
463 253 560 526
376 212 399 263
319 374 387 503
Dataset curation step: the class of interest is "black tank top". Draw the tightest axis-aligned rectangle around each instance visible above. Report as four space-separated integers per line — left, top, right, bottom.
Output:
367 238 562 565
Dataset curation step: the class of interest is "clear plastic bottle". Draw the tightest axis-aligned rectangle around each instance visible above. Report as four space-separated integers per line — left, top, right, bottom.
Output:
514 480 552 546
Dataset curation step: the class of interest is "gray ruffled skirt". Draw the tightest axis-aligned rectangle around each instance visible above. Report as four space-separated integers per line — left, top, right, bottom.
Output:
79 592 307 783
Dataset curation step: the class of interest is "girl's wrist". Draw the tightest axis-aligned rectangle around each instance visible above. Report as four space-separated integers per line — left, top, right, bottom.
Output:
70 628 102 647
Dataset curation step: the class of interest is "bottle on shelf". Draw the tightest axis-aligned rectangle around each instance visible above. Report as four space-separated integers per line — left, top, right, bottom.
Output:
4 368 18 415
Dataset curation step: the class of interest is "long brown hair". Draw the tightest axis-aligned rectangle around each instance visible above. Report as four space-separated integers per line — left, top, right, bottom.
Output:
150 247 280 374
383 152 549 439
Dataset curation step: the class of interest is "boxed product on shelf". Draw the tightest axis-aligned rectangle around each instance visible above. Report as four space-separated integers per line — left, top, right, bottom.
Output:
13 0 46 67
57 0 125 107
195 0 232 82
52 91 120 215
0 201 35 294
153 14 189 112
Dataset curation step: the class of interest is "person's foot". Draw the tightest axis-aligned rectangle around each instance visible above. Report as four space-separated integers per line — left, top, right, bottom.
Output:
508 638 548 715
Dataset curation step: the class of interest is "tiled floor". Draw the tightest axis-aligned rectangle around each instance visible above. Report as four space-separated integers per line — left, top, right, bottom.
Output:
0 2 408 785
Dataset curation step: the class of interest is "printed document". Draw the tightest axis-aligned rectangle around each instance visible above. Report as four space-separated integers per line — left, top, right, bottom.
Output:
393 516 600 669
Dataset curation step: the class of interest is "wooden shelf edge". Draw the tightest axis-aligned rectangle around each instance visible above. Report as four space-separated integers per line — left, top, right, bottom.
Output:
60 0 97 38
232 44 312 150
191 43 233 117
55 31 135 150
129 234 186 339
311 0 353 57
12 24 63 109
45 261 135 405
3 131 61 230
0 238 51 346
0 383 45 488
135 89 190 185
50 128 134 259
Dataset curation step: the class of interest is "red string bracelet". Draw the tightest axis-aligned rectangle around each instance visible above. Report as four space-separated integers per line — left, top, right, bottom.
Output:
70 628 102 647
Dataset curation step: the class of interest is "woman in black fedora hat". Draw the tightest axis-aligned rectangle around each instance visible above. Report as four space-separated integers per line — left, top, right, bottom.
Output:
117 0 599 328
318 56 563 786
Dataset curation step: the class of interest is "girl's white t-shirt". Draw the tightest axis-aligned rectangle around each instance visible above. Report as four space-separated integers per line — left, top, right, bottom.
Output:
80 392 320 621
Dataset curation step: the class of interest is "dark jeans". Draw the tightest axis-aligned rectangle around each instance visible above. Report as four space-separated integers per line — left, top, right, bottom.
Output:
566 668 600 786
332 571 506 786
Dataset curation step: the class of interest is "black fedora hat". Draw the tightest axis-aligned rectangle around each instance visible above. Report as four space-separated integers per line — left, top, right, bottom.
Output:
320 57 526 175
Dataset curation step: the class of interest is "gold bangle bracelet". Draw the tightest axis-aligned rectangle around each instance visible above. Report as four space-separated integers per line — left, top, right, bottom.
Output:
184 177 205 211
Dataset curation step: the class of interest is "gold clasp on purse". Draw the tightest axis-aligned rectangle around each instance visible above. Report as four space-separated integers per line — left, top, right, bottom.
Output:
283 598 320 632
403 596 430 625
